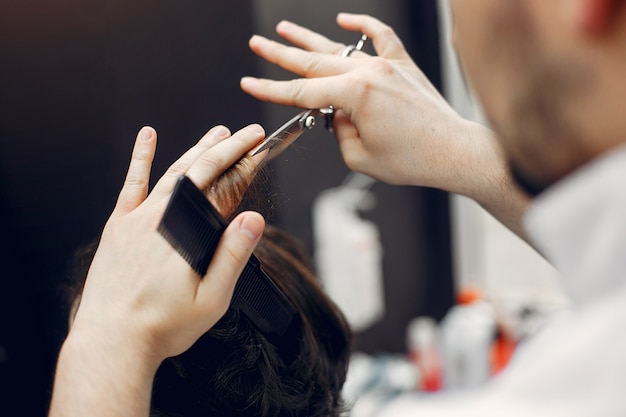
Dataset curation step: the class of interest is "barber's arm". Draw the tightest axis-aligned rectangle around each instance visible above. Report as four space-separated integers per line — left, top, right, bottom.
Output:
241 13 530 239
48 124 267 417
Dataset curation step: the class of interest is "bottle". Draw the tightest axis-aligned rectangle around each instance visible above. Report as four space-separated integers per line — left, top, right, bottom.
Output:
439 287 496 390
406 316 443 392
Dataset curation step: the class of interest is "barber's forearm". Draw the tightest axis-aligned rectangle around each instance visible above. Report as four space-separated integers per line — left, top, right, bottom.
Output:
48 331 159 417
436 121 531 241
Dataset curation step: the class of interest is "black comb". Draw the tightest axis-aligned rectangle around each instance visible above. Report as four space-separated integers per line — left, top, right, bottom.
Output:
157 175 297 338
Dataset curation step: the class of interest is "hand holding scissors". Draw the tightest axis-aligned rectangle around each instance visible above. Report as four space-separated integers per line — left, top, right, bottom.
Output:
248 34 368 162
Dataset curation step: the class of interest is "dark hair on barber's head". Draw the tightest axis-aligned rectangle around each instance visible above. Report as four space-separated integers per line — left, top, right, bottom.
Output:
63 158 352 417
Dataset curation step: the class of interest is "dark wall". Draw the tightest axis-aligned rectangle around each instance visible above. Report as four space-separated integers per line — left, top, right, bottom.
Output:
0 1 261 415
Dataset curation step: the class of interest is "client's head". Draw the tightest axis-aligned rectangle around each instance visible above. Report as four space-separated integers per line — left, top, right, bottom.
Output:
64 157 352 417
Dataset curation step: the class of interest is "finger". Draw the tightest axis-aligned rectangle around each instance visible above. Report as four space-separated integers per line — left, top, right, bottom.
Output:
195 211 265 315
185 124 266 191
333 110 368 170
275 20 346 55
206 148 266 219
241 75 349 111
112 126 157 216
337 13 411 60
248 35 354 79
150 125 231 199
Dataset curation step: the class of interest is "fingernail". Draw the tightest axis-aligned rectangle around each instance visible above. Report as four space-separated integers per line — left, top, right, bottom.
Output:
249 35 265 45
240 213 264 241
139 126 154 141
277 20 294 31
240 76 255 86
246 124 265 135
211 125 230 139
337 12 354 22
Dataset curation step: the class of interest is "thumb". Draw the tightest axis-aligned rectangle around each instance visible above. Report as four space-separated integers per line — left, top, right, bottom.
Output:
196 211 265 307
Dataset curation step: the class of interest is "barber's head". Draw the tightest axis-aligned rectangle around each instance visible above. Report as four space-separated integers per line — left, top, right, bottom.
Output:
65 156 352 417
449 0 626 195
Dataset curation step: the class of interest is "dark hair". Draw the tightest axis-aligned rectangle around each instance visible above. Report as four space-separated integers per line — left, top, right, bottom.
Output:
63 159 352 417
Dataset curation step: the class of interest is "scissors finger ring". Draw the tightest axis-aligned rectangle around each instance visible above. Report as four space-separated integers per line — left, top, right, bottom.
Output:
325 34 370 131
341 34 369 57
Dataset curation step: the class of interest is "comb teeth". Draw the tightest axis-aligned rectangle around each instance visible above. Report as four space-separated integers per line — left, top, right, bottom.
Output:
157 176 225 276
233 256 296 336
158 175 297 338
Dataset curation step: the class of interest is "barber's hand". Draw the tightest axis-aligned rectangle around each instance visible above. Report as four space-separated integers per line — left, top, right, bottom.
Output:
241 13 531 246
69 124 266 364
241 13 471 190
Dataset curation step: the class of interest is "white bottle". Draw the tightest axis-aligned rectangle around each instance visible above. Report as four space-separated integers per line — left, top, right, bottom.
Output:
406 316 443 391
312 174 385 333
439 288 496 390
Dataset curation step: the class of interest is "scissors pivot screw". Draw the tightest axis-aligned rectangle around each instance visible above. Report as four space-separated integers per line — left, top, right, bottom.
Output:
303 115 316 129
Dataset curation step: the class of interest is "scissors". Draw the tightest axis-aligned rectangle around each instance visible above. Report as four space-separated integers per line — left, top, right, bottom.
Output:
249 34 368 161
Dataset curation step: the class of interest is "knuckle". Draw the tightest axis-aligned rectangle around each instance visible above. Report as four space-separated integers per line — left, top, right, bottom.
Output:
333 44 346 55
346 71 375 102
132 144 153 160
343 155 357 171
132 151 151 163
163 161 188 179
288 79 308 106
232 129 255 146
123 176 148 190
347 57 393 103
198 151 225 172
376 24 397 42
301 52 323 78
370 56 395 76
223 242 248 269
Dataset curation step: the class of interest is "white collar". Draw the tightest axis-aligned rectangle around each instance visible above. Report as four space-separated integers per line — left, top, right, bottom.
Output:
523 144 626 305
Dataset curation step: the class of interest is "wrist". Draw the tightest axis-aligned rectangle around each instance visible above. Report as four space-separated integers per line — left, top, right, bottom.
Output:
410 118 480 192
435 120 504 198
49 330 160 417
64 316 164 374
441 119 531 238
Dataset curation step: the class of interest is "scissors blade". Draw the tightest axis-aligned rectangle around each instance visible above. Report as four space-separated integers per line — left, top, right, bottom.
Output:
249 109 319 159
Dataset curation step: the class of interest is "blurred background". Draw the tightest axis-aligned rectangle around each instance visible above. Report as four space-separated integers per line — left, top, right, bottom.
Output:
0 1 566 415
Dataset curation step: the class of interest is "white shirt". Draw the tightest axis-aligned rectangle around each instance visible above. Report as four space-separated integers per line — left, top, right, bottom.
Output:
378 144 626 417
